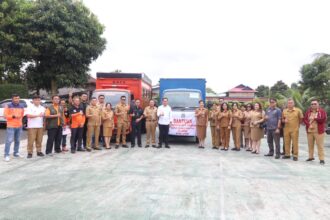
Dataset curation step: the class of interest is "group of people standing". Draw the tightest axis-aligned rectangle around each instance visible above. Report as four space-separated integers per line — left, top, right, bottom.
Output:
3 93 328 165
195 98 327 164
3 93 174 162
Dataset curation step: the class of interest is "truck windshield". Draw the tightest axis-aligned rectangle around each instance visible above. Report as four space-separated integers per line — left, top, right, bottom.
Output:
164 91 201 109
92 91 129 106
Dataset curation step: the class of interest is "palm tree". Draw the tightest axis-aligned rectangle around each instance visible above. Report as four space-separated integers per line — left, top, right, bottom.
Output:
278 88 316 111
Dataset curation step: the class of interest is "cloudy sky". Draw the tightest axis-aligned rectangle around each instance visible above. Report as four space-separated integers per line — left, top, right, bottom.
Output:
83 0 330 93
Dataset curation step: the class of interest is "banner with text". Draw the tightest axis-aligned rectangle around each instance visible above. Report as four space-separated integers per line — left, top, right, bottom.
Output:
169 111 196 136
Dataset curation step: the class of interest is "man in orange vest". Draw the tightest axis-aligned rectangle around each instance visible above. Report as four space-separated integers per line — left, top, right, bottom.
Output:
4 94 25 162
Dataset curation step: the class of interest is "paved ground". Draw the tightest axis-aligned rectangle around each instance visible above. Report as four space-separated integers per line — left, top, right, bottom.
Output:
0 128 329 220
0 126 28 145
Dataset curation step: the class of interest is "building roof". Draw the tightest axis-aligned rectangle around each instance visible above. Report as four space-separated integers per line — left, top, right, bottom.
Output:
228 84 255 93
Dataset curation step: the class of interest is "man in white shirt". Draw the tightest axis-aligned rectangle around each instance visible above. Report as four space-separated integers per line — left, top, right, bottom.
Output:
26 95 46 158
157 97 172 148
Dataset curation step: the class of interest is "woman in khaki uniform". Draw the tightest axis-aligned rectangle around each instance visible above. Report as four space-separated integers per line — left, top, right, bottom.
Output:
250 102 265 154
218 103 232 151
216 105 221 147
195 100 208 149
242 103 253 151
102 103 114 149
209 103 219 149
231 102 243 151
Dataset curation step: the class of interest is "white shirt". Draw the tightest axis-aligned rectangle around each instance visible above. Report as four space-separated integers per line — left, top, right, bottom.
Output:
157 105 172 125
26 104 45 128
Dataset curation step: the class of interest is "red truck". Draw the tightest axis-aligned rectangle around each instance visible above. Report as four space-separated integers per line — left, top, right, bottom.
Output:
92 72 152 136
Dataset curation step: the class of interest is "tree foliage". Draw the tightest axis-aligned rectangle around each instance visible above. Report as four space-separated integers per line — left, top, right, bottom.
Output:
0 0 33 83
270 80 289 97
255 85 269 98
300 53 330 105
0 0 106 95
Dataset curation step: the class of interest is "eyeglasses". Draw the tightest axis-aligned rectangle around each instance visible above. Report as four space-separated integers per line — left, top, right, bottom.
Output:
311 103 317 105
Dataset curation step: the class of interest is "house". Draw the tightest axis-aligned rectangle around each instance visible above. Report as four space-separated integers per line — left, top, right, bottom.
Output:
224 84 256 102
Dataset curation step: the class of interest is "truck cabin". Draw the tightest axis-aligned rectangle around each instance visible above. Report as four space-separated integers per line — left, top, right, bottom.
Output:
92 89 130 109
162 89 202 110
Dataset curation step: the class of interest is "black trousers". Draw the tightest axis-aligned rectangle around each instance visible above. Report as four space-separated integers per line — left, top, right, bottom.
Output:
267 129 281 156
46 127 62 154
131 122 142 145
82 122 87 148
71 127 83 151
158 124 169 146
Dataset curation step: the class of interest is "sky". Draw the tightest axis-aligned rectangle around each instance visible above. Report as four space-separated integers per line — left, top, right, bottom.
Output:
83 0 330 93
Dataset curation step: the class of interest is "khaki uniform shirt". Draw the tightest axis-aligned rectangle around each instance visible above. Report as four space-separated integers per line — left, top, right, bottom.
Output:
102 109 114 128
231 109 243 127
195 108 208 126
144 106 158 121
115 103 129 123
86 105 102 126
209 109 218 126
218 110 232 128
282 107 303 131
307 111 318 133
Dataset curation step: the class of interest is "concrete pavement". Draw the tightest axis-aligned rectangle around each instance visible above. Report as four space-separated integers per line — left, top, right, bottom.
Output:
0 128 329 220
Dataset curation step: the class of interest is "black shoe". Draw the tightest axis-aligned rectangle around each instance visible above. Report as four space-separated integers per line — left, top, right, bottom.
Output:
71 150 76 154
55 150 62 153
138 145 142 148
115 145 119 149
306 158 315 162
264 153 274 157
122 145 128 148
37 152 45 157
293 157 298 161
198 146 204 149
131 145 135 148
165 145 170 149
246 149 252 152
231 148 238 151
93 147 101 150
282 156 290 159
320 160 325 165
220 148 226 151
275 155 280 159
27 154 32 159
152 145 156 148
280 152 285 155
212 147 218 150
77 148 86 152
86 148 92 152
145 145 150 148
157 145 162 148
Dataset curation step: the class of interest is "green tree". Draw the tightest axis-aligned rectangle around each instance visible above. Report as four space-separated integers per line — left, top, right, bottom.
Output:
270 80 289 97
255 85 269 98
206 87 216 94
24 0 106 95
0 0 33 83
300 53 330 105
278 88 315 112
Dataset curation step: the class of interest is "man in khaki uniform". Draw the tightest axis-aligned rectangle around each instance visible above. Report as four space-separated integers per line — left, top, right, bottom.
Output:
282 99 303 161
303 99 327 165
143 99 158 148
209 103 219 149
115 96 129 148
86 97 102 151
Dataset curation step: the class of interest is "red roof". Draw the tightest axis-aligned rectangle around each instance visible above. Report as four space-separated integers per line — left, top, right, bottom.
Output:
228 84 255 93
